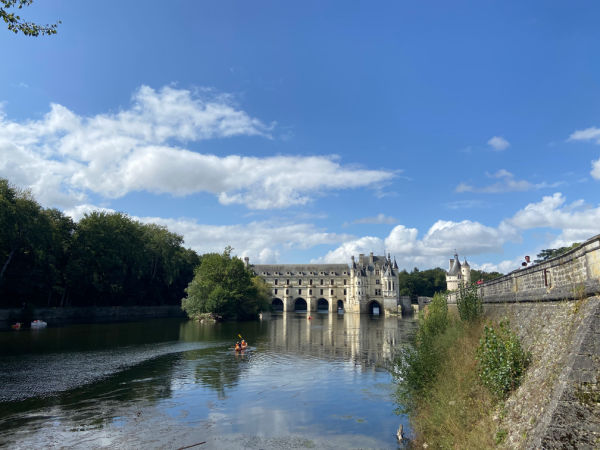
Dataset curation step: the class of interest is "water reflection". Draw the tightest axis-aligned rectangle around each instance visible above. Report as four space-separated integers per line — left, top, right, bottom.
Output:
265 313 416 369
0 314 417 449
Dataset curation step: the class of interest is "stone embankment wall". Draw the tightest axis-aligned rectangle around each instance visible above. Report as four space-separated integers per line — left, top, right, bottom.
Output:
460 234 600 448
480 234 599 303
0 305 186 328
484 298 599 449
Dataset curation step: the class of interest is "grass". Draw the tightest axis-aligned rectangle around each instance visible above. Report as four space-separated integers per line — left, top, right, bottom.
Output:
408 313 498 448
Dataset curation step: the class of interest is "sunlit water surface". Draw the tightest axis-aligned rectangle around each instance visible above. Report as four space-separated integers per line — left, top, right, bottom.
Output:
0 313 417 449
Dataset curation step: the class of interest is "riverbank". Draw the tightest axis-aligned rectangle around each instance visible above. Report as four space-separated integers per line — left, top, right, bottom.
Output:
0 305 186 329
403 296 599 448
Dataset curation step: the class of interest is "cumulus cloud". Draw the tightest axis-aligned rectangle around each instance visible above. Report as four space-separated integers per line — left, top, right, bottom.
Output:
455 169 562 194
487 136 510 151
315 192 600 272
139 217 353 263
0 85 394 210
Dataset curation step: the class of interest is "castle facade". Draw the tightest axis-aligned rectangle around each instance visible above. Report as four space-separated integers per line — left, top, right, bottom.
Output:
246 252 400 314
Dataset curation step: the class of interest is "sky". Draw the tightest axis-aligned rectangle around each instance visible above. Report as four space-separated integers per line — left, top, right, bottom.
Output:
1 1 599 273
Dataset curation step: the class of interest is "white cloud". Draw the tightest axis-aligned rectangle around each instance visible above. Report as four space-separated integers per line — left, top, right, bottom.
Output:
315 192 600 272
351 213 397 225
487 136 510 151
455 169 562 194
567 126 600 144
0 85 394 210
139 217 353 263
592 158 600 180
504 192 600 247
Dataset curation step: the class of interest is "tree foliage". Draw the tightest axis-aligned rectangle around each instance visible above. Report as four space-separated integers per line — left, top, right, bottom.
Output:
182 248 269 321
0 178 199 308
534 243 580 264
477 320 530 398
397 267 447 298
470 269 503 283
1 0 60 36
456 282 483 322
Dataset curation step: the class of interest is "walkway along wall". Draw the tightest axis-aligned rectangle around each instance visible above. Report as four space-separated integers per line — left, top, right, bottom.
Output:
448 233 600 304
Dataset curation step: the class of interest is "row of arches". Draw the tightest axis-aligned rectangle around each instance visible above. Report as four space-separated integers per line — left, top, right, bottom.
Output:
271 298 382 314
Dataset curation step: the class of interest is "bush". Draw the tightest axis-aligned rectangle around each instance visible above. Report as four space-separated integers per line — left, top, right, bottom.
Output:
476 320 531 398
456 283 483 322
395 293 449 411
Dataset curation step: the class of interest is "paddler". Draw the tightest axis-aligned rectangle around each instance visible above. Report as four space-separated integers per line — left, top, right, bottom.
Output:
241 339 247 349
235 341 242 351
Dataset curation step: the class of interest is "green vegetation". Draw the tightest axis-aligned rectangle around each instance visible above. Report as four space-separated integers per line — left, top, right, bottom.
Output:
395 285 529 447
1 178 199 308
397 267 502 299
477 320 531 399
397 267 447 298
181 247 270 321
1 0 60 36
534 243 580 264
456 282 483 322
470 268 503 283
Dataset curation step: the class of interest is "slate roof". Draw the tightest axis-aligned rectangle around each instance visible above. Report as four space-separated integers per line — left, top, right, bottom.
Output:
252 264 349 276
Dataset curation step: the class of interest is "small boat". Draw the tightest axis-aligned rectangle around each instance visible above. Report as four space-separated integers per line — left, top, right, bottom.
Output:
11 322 21 330
30 320 47 328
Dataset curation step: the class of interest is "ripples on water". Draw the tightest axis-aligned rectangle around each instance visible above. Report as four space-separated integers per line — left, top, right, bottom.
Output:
0 314 417 449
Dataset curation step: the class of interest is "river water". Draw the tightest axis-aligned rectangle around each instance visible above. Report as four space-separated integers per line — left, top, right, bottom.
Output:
0 312 417 449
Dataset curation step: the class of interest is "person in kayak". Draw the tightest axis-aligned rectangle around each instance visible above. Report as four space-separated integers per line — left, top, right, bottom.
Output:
241 339 247 349
235 341 242 351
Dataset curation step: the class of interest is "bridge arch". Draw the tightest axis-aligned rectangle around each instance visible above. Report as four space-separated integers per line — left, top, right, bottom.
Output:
367 300 382 315
317 298 329 312
271 298 283 312
294 297 307 312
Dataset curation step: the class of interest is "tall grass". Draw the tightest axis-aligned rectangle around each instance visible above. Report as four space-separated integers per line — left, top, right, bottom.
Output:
395 286 528 448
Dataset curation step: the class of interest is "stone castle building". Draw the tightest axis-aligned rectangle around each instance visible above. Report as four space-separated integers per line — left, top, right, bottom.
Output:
245 252 400 314
446 252 471 291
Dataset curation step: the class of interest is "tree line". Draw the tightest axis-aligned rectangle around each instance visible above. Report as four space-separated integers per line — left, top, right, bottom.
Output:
397 267 503 299
1 178 200 308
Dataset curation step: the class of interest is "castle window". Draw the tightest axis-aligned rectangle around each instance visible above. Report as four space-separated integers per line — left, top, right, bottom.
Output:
375 289 381 295
343 288 347 295
320 289 323 295
286 279 290 285
285 289 289 294
330 279 334 285
274 279 278 285
330 289 334 295
376 279 380 284
375 270 379 275
298 279 302 285
274 289 278 295
320 279 324 285
343 279 347 285
309 279 313 285
299 289 302 295
309 289 312 295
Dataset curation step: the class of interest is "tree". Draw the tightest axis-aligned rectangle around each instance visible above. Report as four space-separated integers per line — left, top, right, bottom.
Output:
182 248 269 321
1 0 60 36
534 243 580 264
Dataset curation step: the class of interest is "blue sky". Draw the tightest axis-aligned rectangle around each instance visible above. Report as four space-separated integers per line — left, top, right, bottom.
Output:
1 1 599 272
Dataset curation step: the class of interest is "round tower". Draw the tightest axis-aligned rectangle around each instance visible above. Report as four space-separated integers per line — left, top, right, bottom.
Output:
461 258 471 285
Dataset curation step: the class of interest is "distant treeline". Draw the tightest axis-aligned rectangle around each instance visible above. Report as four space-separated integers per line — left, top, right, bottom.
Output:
397 267 503 299
1 178 200 308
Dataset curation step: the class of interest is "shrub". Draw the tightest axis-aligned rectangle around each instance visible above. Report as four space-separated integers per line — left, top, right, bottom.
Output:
476 320 531 398
395 293 449 412
456 282 483 322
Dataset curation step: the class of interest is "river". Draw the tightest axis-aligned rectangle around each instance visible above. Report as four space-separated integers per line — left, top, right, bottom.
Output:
0 312 417 449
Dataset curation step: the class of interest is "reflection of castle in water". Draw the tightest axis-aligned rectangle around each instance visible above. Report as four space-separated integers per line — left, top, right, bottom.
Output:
266 313 417 369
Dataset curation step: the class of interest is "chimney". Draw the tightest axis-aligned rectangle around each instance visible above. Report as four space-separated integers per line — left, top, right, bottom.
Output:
369 252 374 263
